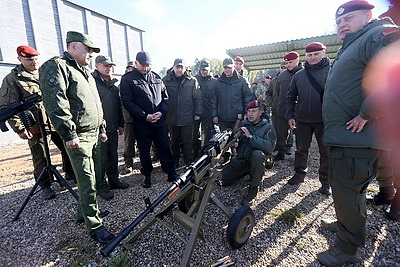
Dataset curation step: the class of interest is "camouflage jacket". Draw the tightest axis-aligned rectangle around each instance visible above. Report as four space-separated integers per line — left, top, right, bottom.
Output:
39 52 105 141
0 64 50 133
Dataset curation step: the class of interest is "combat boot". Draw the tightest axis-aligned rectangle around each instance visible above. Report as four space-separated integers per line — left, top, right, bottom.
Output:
321 219 337 232
319 184 332 195
317 246 360 266
287 175 304 185
121 163 133 175
274 152 285 161
142 176 152 188
98 189 114 201
109 179 129 189
41 186 56 200
242 186 258 206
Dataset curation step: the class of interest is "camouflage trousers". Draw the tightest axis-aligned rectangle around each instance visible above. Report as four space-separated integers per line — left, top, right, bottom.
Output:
65 131 104 235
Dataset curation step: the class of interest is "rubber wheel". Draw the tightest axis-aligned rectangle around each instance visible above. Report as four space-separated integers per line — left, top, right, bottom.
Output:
227 205 255 249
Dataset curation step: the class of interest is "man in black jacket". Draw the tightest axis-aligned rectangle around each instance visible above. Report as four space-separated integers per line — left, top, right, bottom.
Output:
286 42 330 194
120 52 179 188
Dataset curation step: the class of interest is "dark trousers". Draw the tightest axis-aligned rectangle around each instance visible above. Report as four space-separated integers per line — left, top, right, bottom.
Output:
135 121 175 176
276 117 293 154
221 150 266 187
97 131 120 191
169 124 193 166
192 117 214 159
294 122 328 184
29 131 73 187
329 146 378 254
123 122 136 166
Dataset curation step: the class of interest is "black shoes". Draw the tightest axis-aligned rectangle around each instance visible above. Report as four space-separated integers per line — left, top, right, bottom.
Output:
168 173 180 182
242 186 258 206
287 175 304 185
319 184 332 195
109 180 129 189
98 189 114 201
142 176 152 188
91 229 115 244
41 186 56 200
274 153 285 161
366 188 394 205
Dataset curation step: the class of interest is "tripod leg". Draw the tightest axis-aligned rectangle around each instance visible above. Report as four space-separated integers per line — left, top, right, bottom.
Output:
52 166 79 200
13 168 47 221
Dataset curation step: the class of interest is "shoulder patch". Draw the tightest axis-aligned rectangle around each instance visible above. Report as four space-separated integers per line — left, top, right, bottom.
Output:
47 77 59 87
382 27 400 46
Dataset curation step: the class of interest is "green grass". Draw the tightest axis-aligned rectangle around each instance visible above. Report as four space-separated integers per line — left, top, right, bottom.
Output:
272 208 305 227
66 240 96 267
110 251 132 267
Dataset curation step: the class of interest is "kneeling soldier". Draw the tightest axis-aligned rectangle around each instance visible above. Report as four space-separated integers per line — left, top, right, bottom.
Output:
221 100 276 206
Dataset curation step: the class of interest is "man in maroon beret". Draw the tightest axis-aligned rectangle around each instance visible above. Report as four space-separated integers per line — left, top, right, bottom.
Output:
318 0 400 265
285 42 330 195
234 56 245 76
274 51 302 161
221 100 276 206
0 46 74 199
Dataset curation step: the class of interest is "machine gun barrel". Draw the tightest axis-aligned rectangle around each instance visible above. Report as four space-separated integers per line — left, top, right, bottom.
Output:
0 93 42 132
101 129 240 257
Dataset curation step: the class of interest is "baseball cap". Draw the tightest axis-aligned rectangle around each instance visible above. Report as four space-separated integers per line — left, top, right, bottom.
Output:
95 55 115 66
136 52 151 65
200 60 210 70
223 58 234 68
66 31 100 53
174 58 186 67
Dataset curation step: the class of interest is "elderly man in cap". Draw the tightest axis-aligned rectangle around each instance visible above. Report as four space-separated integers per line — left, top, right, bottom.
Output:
194 60 216 156
221 100 276 206
274 52 303 161
0 46 74 200
318 1 400 265
93 55 128 200
163 59 202 167
39 31 114 244
234 56 245 76
120 52 179 188
286 42 330 194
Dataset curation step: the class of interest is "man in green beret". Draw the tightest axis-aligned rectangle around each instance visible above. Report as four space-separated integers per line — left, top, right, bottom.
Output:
39 31 114 244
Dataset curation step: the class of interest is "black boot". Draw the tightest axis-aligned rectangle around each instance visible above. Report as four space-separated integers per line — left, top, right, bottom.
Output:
242 186 258 206
141 176 152 188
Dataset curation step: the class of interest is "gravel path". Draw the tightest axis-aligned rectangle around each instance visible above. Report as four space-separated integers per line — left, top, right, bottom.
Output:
0 138 399 266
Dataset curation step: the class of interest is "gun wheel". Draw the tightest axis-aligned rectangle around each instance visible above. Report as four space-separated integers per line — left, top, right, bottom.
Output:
227 205 255 249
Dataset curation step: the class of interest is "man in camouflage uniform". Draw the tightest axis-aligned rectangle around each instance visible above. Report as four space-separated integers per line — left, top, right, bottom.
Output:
0 45 74 200
254 74 273 115
39 31 114 244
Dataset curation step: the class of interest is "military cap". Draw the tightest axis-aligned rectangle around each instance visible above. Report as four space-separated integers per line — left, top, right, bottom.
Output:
234 56 245 64
336 0 374 19
246 99 263 110
17 45 39 57
126 61 135 68
200 60 210 70
265 75 272 79
284 51 300 61
223 58 234 67
305 42 327 53
136 52 151 65
66 31 100 53
95 55 115 66
174 58 186 67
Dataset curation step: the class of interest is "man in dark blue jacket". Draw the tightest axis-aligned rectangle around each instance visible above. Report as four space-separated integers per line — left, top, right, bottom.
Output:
120 52 179 188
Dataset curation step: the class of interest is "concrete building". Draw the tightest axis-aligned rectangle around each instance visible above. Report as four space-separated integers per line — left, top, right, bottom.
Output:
0 0 145 80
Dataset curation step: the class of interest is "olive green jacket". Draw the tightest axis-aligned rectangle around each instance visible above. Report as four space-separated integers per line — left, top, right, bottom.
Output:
0 64 50 133
323 18 400 149
39 52 105 141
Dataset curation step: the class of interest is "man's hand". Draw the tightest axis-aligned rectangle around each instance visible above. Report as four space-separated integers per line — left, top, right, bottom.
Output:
346 115 368 133
100 133 108 142
194 116 200 121
288 119 296 130
118 127 124 135
213 117 219 124
240 126 251 138
66 138 80 149
18 130 32 140
146 113 162 123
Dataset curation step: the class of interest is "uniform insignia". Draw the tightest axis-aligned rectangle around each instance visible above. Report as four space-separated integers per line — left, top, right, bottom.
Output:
337 7 344 16
382 28 400 36
48 77 58 86
381 27 400 46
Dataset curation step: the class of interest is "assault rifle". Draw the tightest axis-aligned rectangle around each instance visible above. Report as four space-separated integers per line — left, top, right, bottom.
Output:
0 93 42 132
101 129 255 266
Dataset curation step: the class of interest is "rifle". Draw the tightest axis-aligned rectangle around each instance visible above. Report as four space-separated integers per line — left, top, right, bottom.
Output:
101 128 250 263
0 93 42 132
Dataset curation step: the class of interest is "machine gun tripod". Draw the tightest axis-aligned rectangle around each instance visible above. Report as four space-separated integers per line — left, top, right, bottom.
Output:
101 129 255 266
13 108 79 221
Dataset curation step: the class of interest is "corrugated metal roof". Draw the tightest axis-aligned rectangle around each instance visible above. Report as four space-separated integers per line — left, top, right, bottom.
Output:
226 34 342 71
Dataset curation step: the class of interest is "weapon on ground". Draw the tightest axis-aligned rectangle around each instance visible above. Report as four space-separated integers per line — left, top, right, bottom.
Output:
0 93 42 132
101 129 256 266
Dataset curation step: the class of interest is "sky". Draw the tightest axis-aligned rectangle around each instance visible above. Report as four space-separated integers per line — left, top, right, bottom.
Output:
72 0 390 72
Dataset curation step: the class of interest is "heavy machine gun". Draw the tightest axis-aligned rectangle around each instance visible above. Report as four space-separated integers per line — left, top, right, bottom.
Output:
0 93 42 132
101 129 255 266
